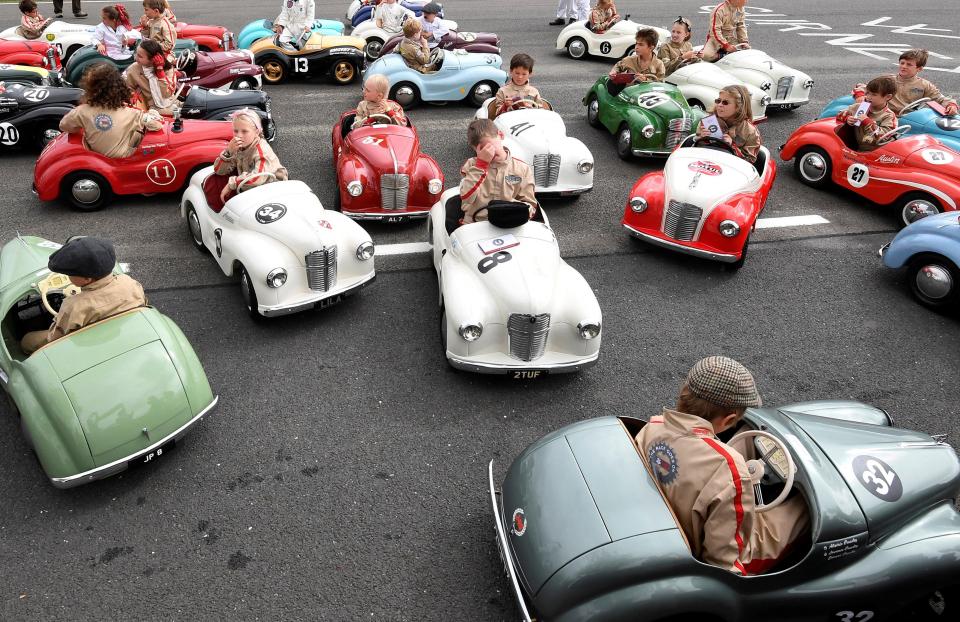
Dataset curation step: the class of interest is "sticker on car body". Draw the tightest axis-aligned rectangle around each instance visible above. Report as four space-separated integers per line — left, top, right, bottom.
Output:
636 92 670 109
846 163 869 188
934 117 960 131
478 234 518 255
510 508 526 536
477 250 512 274
146 159 177 186
21 88 49 102
688 160 722 176
921 148 953 165
852 455 902 502
0 122 20 145
255 203 287 224
599 41 612 55
819 533 866 561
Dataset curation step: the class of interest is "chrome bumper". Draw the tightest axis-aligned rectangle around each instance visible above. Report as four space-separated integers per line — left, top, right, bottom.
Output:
259 273 376 317
623 223 739 263
488 461 534 622
341 209 431 221
878 243 890 259
535 185 593 197
447 351 599 375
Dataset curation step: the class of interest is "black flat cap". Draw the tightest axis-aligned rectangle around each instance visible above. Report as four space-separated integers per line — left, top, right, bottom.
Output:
423 2 442 14
48 236 116 279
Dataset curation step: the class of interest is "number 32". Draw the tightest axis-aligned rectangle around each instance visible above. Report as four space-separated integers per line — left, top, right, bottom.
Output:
836 611 874 622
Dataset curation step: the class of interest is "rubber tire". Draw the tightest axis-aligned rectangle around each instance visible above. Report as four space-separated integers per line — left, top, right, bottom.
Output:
906 253 959 311
895 192 942 229
64 44 82 62
468 81 498 108
687 99 706 113
724 236 750 272
238 264 264 321
332 168 342 211
185 205 207 253
586 93 602 128
615 124 633 161
390 82 421 109
62 171 112 211
264 118 278 143
230 76 258 89
260 56 287 84
566 36 587 59
364 37 384 60
793 146 832 189
440 306 448 358
330 59 358 85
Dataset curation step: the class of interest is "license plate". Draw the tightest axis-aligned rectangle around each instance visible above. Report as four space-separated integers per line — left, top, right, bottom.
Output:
383 215 407 223
127 439 174 470
317 294 344 310
512 370 545 380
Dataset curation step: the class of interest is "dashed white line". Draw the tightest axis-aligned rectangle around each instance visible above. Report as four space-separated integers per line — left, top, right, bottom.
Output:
376 241 432 256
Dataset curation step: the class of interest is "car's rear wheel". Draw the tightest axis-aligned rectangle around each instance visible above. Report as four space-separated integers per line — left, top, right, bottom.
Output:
330 59 357 84
794 146 831 189
238 264 264 321
390 82 420 109
230 76 258 89
62 171 112 211
264 118 278 142
185 205 207 253
468 81 498 108
566 36 587 59
260 57 287 84
907 253 958 311
586 94 602 128
724 235 750 272
896 192 941 228
364 37 384 60
440 306 448 357
615 124 633 160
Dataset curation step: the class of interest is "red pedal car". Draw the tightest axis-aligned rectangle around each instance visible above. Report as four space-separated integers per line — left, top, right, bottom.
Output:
781 118 960 227
0 40 61 69
174 22 236 53
33 118 232 211
331 109 444 223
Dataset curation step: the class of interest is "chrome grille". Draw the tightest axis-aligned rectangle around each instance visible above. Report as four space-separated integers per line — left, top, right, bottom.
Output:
507 313 550 362
776 76 794 101
380 173 409 210
663 200 702 241
666 116 692 149
533 154 561 187
305 247 337 291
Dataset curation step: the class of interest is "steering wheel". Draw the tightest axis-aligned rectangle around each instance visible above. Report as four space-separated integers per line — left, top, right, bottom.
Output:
693 135 737 156
728 429 796 512
504 98 540 112
365 112 398 126
236 171 278 193
897 97 931 116
37 272 80 316
429 47 444 66
876 124 912 146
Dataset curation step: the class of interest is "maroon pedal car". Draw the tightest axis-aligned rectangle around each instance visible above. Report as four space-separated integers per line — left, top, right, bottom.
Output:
0 40 61 69
331 109 444 223
379 30 500 56
175 49 264 90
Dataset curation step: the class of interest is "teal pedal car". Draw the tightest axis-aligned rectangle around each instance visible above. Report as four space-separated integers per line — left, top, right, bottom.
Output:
819 95 960 153
62 39 198 87
236 18 345 50
584 75 705 160
0 236 217 488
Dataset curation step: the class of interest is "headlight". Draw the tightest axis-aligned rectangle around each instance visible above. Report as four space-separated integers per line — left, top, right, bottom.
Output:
266 268 287 288
428 178 443 194
761 95 772 107
347 181 363 196
641 124 656 138
629 197 647 213
578 322 601 340
356 241 375 261
458 323 483 342
719 220 740 238
577 160 593 174
803 79 814 89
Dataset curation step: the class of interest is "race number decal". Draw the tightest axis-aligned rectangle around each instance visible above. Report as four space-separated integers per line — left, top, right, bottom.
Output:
852 455 902 502
36 240 62 250
599 41 612 55
477 250 512 274
22 88 49 103
214 229 223 257
934 117 960 131
255 203 287 224
360 136 384 145
293 58 309 72
846 163 869 188
146 158 177 186
835 612 874 622
478 234 519 255
509 122 535 136
636 93 669 109
921 148 954 165
0 122 20 145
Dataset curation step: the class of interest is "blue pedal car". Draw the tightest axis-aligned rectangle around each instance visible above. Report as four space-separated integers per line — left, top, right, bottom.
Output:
820 95 960 153
366 49 506 109
236 18 345 50
880 211 960 310
347 0 443 28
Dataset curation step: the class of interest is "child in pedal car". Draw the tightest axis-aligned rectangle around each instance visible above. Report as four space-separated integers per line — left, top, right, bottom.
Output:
697 84 761 163
398 19 436 73
489 53 549 119
205 109 288 211
659 16 700 77
16 0 52 40
95 5 138 61
352 73 407 129
837 76 898 152
608 28 665 84
458 118 537 225
124 38 177 115
702 0 749 62
587 0 618 33
140 0 176 60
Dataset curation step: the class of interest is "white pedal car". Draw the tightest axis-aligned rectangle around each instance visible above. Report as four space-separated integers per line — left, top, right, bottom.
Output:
181 168 376 319
556 18 668 60
709 48 813 109
0 21 100 61
429 189 602 376
351 11 457 59
666 60 771 121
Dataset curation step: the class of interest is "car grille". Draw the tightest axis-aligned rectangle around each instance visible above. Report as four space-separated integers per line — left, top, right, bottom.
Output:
666 116 692 150
508 313 550 362
663 200 702 241
380 174 409 210
305 247 337 291
533 154 561 187
776 76 794 101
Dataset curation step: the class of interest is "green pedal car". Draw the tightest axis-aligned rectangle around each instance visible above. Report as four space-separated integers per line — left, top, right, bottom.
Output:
584 75 705 160
0 236 217 488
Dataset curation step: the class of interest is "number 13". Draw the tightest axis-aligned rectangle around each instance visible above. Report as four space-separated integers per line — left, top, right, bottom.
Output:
294 58 308 72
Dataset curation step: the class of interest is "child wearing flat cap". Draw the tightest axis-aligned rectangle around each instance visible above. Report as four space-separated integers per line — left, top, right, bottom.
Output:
634 356 809 576
21 237 147 355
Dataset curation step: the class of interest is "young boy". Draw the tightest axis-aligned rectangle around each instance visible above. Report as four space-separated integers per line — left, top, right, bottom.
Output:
418 2 448 49
272 0 316 51
398 19 434 73
352 73 407 129
635 356 809 575
141 0 177 60
489 53 548 119
837 76 898 152
16 0 52 40
20 237 147 355
889 49 958 116
702 0 749 62
458 118 537 225
374 0 406 34
608 29 665 84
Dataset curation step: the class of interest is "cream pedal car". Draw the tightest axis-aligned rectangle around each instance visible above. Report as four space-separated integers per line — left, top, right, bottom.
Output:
708 48 813 110
180 168 376 319
0 21 97 61
556 17 668 60
351 11 457 60
475 98 593 196
666 60 771 122
428 189 602 376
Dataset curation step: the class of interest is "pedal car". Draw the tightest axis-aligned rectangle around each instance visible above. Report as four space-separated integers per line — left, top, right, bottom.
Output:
171 21 235 53
33 118 233 211
489 401 960 621
584 75 705 160
880 212 960 311
622 135 776 269
62 39 197 87
378 29 500 57
476 97 593 196
0 82 81 151
665 60 770 122
0 20 94 61
175 49 264 90
366 49 506 109
709 48 813 110
819 96 960 153
556 17 668 60
0 39 61 70
0 235 217 488
236 18 344 50
250 33 365 85
177 85 276 141
347 0 443 28
0 63 63 86
780 118 960 227
180 170 376 320
428 189 602 376
353 12 458 60
331 109 443 222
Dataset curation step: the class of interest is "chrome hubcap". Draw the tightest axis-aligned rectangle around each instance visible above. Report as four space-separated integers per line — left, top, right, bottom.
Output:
618 129 631 152
902 200 939 225
473 83 493 101
800 153 826 182
568 39 585 58
588 99 598 122
335 61 354 82
395 86 415 106
235 80 251 89
71 179 100 204
366 39 382 59
916 264 953 300
188 211 202 245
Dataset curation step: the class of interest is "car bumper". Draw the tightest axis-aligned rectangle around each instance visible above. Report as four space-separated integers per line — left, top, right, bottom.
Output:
535 184 593 197
767 97 810 109
879 243 890 259
447 350 599 376
341 208 431 222
488 460 534 622
258 273 376 317
623 223 740 263
50 395 219 489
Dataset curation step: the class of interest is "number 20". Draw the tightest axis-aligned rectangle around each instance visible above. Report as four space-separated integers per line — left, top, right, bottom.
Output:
835 611 874 622
294 58 308 72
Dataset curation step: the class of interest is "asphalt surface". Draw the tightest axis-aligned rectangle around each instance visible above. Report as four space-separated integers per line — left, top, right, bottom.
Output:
0 1 959 620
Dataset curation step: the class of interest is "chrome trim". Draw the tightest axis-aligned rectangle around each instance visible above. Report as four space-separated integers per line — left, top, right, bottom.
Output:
631 148 671 157
0 369 8 384
878 243 890 259
341 209 430 220
259 273 376 317
448 351 599 374
50 396 219 488
488 460 534 622
623 223 739 263
534 185 592 197
305 247 337 291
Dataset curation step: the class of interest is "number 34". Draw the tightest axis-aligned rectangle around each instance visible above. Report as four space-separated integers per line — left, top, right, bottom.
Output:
836 611 874 622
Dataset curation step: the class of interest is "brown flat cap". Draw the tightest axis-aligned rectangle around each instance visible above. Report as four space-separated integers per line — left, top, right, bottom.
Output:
686 356 761 408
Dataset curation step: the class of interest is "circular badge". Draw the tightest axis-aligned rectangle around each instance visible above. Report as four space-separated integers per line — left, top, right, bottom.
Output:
648 441 679 486
45 33 56 42
145 158 177 186
600 41 612 55
846 163 870 188
0 121 20 146
256 203 287 224
921 148 953 165
94 113 113 131
934 117 960 132
22 88 49 103
510 508 526 536
852 455 902 502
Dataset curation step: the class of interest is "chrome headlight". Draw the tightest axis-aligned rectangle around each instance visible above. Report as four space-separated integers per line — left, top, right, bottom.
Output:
428 178 443 194
266 268 288 288
347 181 363 196
629 197 647 213
641 124 656 138
578 322 601 340
577 160 593 174
458 323 483 342
803 79 814 89
761 95 772 107
356 241 375 261
719 220 740 238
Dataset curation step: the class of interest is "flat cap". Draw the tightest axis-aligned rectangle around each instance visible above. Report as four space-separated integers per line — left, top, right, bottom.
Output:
686 356 761 408
48 236 116 279
422 2 442 14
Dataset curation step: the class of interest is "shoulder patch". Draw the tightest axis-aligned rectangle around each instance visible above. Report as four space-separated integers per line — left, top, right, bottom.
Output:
648 441 680 485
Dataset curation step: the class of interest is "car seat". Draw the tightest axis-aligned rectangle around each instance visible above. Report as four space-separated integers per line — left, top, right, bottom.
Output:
341 113 356 138
753 148 767 175
444 194 462 234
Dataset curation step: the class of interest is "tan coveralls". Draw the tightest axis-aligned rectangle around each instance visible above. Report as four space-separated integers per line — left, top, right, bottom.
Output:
611 55 665 83
889 75 958 115
143 15 177 57
838 103 897 151
710 117 762 163
702 1 748 62
352 99 407 129
58 104 163 158
213 138 289 192
459 148 537 224
588 6 619 32
398 36 434 73
658 40 698 76
124 64 177 115
17 14 49 39
490 82 546 118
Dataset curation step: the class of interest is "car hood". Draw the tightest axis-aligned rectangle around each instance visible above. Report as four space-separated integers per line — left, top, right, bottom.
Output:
303 34 365 52
716 48 812 81
346 125 419 172
902 140 960 177
176 23 227 37
501 417 679 596
664 147 759 208
443 49 501 70
669 60 744 90
160 118 233 148
493 109 571 152
2 82 80 106
618 81 690 119
0 236 59 293
196 50 255 71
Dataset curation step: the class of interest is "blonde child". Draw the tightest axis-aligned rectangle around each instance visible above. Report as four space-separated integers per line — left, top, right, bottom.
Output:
697 84 761 163
208 110 288 210
353 74 407 129
587 0 618 33
398 19 434 73
659 17 700 77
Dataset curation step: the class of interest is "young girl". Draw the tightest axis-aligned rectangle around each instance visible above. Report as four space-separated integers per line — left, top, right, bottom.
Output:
124 38 177 115
587 0 618 33
352 74 407 129
398 19 434 73
206 109 288 211
697 84 761 163
94 5 137 61
58 64 163 159
658 16 699 76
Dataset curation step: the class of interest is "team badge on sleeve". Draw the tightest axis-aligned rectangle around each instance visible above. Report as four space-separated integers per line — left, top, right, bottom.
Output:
648 442 680 486
94 114 113 132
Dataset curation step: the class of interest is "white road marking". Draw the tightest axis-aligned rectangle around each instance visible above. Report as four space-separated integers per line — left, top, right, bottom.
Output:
376 241 432 256
754 215 830 229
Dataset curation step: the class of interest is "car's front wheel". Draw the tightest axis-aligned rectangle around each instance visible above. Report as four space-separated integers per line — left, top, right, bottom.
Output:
566 36 587 59
897 192 941 228
34 119 61 150
62 171 112 211
330 59 357 84
468 81 498 108
390 82 421 109
260 56 287 84
586 94 602 128
238 264 265 321
230 76 258 89
615 124 633 160
724 235 750 272
185 205 207 253
907 253 958 311
794 146 831 189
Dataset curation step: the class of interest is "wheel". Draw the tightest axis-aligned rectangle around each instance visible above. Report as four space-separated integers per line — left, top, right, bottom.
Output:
332 168 342 211
687 99 706 113
230 77 258 89
468 81 497 108
238 264 264 321
185 205 207 253
793 146 831 189
364 37 384 60
260 57 287 84
586 94 602 128
724 236 750 272
897 585 959 621
440 306 448 356
390 82 420 109
615 124 633 160
566 36 587 59
330 59 357 85
896 192 941 228
264 118 278 142
62 172 112 211
64 45 81 61
33 119 61 150
906 253 958 310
